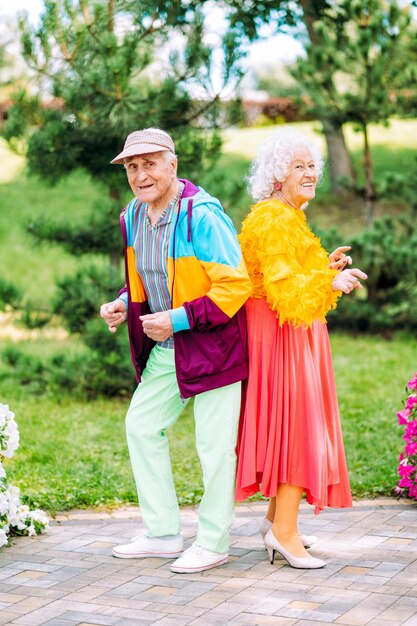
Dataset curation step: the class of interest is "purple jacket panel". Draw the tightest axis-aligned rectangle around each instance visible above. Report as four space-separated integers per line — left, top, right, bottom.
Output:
127 300 155 379
184 294 230 330
180 178 200 198
119 214 155 381
174 304 248 398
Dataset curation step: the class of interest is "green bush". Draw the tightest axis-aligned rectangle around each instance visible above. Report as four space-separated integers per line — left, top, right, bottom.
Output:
1 346 49 394
54 263 123 333
315 216 417 333
1 320 135 399
80 319 135 398
0 252 134 398
0 278 22 310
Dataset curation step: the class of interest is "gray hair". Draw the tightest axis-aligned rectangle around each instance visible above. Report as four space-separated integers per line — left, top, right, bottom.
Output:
247 127 324 201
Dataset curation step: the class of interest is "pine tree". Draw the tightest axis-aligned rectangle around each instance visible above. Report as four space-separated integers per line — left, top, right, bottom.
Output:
225 0 356 192
291 0 416 224
2 0 244 396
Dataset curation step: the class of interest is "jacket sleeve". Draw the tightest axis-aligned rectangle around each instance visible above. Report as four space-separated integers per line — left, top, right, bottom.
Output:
117 288 128 310
170 206 251 332
258 218 340 328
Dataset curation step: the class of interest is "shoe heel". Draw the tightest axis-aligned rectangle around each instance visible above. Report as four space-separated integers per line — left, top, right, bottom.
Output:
266 547 275 564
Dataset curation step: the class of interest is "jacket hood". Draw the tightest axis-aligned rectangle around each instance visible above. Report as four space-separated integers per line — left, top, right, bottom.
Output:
178 178 224 214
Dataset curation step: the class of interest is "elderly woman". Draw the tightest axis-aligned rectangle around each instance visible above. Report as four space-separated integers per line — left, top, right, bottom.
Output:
235 127 367 569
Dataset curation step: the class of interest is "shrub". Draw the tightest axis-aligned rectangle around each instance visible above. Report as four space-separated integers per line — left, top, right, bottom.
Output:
0 404 49 547
315 216 417 333
396 373 417 500
54 263 123 334
0 278 21 310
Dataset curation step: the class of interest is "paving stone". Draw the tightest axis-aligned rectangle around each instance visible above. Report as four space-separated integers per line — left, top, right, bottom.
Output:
173 581 218 598
132 575 188 588
187 590 237 609
4 585 68 599
61 585 108 602
0 590 27 603
67 611 123 624
377 595 417 622
151 616 193 625
136 601 206 618
276 607 340 622
228 615 296 625
112 617 161 626
9 595 53 614
0 612 24 625
104 581 152 597
334 592 398 625
296 621 345 626
366 621 404 626
113 617 158 626
91 595 151 610
199 600 249 620
245 595 296 616
2 499 417 625
41 620 78 626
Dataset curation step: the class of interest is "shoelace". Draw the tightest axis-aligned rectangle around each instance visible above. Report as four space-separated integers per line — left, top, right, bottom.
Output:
188 543 204 555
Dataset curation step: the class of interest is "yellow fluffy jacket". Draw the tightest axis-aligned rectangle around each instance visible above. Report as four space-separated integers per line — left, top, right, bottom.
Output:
239 199 341 328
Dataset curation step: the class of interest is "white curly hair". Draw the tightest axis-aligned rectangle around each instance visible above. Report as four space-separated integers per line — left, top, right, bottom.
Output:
248 127 324 201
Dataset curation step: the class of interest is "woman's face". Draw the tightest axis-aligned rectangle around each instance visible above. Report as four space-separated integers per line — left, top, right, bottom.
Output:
280 146 318 209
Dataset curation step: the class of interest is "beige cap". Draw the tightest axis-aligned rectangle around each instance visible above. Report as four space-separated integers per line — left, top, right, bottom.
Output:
110 128 176 164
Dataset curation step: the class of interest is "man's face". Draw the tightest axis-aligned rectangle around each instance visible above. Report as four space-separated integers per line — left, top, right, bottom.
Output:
124 151 177 208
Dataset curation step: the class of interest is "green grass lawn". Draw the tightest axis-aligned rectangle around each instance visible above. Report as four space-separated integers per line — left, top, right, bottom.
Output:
1 332 416 513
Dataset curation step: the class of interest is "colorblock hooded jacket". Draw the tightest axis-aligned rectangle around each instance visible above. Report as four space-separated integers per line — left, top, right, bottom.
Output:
118 179 251 399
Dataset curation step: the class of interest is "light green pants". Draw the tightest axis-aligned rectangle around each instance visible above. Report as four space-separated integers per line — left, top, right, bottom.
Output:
125 345 241 553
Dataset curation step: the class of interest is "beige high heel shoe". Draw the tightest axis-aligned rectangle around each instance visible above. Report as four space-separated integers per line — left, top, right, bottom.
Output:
264 529 326 569
260 518 317 549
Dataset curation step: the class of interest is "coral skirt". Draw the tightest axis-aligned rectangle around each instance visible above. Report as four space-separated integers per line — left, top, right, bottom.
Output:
235 298 352 513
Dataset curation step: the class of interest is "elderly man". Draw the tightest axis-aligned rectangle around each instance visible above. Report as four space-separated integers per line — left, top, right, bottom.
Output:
100 128 251 573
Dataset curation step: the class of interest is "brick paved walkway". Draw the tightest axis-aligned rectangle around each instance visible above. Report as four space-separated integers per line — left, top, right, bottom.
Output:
0 498 417 625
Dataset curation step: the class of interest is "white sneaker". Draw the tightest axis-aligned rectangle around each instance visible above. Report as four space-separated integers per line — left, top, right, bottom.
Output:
170 543 228 573
112 534 183 559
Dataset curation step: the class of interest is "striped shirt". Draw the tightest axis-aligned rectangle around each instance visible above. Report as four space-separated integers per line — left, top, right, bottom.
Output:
133 183 184 349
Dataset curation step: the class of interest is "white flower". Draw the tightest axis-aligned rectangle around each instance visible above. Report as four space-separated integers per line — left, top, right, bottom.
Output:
2 438 19 458
0 404 49 546
0 493 8 516
7 485 21 501
0 404 13 420
30 509 49 526
5 419 18 435
27 524 36 537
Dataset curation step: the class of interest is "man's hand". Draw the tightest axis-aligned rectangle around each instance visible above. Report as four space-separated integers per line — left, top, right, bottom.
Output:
328 246 352 271
100 299 127 333
140 311 173 342
332 268 368 294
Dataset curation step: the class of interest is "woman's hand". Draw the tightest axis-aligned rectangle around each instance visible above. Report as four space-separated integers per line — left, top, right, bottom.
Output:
332 268 367 294
328 246 352 271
